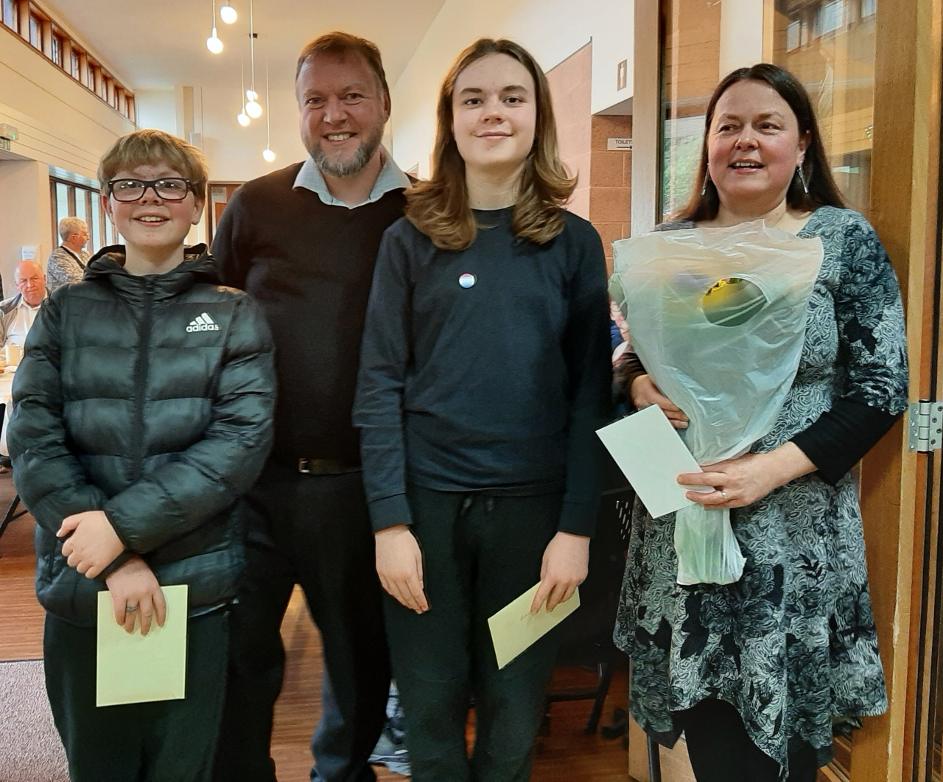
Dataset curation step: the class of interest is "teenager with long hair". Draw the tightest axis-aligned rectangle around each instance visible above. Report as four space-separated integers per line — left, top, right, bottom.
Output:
353 38 611 781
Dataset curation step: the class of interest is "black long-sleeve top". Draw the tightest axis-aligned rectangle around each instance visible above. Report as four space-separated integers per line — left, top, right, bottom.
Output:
353 208 612 535
212 163 406 463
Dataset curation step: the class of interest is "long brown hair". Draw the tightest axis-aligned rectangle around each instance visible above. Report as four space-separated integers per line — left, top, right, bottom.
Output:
406 38 575 250
678 63 845 223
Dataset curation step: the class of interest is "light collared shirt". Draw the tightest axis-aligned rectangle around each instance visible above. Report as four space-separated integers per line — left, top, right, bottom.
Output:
5 296 43 347
293 147 410 209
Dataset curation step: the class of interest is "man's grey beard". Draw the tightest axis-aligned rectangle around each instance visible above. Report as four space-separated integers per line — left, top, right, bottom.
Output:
311 128 383 178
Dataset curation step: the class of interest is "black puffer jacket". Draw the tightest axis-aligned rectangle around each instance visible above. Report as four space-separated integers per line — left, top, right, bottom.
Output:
9 245 275 626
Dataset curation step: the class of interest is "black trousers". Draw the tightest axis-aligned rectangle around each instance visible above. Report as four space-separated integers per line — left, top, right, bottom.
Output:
384 487 563 782
214 464 390 782
44 610 228 782
677 699 819 782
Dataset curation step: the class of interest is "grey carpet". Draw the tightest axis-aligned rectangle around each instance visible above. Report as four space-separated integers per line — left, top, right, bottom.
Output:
0 659 68 782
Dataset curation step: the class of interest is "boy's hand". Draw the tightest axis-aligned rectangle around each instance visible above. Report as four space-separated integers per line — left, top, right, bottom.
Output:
105 556 167 635
58 510 125 579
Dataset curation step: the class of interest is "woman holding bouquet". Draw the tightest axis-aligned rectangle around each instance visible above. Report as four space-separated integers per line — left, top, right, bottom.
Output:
614 63 907 781
354 39 611 781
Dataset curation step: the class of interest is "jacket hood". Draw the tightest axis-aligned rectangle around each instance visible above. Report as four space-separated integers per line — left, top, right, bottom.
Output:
85 244 219 285
83 244 220 304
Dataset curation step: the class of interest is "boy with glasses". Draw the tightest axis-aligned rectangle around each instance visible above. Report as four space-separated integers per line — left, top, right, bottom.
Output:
8 129 276 782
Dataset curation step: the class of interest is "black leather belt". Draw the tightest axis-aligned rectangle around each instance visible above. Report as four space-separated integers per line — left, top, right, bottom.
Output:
296 457 361 475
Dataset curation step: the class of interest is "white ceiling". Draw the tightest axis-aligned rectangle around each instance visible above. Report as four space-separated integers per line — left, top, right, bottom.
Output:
39 0 446 92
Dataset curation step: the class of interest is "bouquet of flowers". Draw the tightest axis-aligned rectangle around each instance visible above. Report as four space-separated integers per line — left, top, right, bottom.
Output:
610 221 823 584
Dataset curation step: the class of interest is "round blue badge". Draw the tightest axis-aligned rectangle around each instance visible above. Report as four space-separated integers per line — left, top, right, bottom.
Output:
459 273 476 289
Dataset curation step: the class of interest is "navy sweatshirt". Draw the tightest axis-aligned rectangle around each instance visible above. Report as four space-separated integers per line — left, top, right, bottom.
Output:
353 208 612 535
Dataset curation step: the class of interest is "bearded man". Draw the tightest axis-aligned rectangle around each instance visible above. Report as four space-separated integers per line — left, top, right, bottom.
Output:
212 31 409 782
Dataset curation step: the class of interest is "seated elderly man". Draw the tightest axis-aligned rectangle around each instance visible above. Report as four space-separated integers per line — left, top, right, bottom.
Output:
46 216 90 292
0 261 47 348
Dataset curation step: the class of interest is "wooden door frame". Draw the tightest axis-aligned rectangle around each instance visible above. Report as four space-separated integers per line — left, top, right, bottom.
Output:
845 0 942 780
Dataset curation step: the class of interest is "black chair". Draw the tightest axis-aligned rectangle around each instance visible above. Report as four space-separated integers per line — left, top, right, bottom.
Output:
543 484 632 735
0 402 25 540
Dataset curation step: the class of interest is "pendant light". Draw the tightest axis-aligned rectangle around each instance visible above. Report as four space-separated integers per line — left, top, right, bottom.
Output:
237 59 251 126
244 0 263 118
206 0 223 54
262 60 275 162
220 2 238 24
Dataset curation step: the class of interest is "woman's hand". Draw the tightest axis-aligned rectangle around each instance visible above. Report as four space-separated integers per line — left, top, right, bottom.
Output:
531 532 589 613
104 556 167 635
58 510 125 579
630 374 688 429
375 525 429 614
678 443 816 508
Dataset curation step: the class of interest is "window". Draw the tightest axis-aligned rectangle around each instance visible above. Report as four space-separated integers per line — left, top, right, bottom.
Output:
50 178 110 255
51 31 63 66
772 0 875 212
814 0 846 38
27 10 40 48
658 0 722 220
1 2 137 123
861 0 876 17
786 18 802 51
1 0 16 31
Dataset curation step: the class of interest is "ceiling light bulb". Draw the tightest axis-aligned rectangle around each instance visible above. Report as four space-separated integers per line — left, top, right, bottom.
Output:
246 89 258 102
237 111 251 127
262 147 276 162
245 99 263 119
206 28 223 54
220 3 237 24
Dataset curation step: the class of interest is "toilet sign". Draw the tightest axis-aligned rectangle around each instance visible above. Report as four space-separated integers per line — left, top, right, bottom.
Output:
606 138 632 151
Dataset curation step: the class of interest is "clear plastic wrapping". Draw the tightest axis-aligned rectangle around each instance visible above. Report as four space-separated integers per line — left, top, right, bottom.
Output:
611 221 823 584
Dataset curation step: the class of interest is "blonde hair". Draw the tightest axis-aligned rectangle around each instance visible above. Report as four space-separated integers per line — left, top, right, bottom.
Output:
295 31 389 104
58 216 87 242
98 129 209 201
406 38 575 251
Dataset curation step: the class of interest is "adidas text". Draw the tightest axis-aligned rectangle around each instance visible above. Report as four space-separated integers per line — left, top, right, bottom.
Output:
187 313 220 333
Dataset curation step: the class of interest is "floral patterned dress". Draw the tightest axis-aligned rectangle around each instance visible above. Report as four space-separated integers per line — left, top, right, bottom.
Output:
613 206 909 771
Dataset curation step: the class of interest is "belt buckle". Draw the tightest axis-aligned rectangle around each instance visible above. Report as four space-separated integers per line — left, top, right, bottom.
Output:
297 458 318 474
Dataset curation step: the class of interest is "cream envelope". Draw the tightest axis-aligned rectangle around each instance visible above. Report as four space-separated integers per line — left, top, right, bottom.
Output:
488 583 580 670
96 584 188 707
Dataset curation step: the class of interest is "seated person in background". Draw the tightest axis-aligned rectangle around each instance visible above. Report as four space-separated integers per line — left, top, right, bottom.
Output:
46 216 91 292
0 260 46 349
8 128 276 782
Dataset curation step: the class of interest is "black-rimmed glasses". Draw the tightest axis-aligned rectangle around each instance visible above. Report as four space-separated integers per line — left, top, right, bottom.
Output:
107 178 194 202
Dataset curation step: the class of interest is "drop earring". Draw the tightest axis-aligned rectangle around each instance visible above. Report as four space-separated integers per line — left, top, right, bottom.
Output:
701 172 711 196
795 164 809 195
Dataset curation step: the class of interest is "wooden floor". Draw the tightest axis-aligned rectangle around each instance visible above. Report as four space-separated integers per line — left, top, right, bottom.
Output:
0 473 633 781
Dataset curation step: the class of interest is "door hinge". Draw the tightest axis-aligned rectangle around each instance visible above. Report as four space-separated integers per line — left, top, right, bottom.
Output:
909 400 943 452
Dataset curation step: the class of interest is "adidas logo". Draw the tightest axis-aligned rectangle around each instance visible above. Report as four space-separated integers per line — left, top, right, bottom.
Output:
186 312 220 333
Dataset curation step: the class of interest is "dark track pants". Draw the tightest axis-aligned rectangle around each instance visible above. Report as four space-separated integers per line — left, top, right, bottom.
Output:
45 610 228 782
213 464 389 782
677 699 819 782
384 487 563 782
